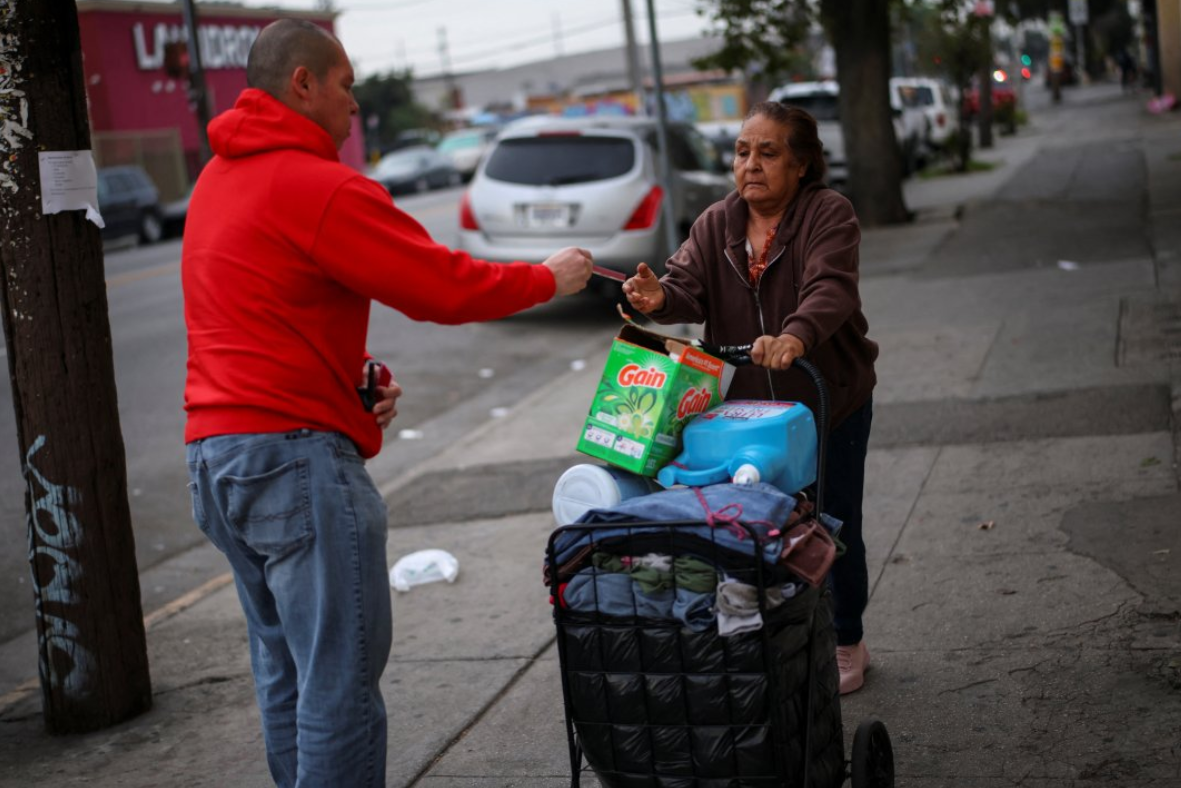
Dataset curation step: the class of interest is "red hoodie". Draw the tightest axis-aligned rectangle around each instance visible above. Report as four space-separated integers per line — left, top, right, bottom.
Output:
183 89 556 457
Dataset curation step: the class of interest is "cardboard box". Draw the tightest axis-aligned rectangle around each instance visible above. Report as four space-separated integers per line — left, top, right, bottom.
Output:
577 324 734 476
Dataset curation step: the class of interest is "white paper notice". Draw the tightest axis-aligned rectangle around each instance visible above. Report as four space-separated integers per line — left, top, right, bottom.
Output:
37 150 105 229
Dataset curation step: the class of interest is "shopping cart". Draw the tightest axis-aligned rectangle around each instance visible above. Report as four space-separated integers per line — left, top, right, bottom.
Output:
545 358 894 788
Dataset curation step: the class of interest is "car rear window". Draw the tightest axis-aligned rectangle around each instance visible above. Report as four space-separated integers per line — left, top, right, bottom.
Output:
482 136 635 186
779 94 840 122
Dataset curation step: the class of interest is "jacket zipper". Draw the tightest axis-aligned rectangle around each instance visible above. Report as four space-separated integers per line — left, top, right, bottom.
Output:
725 246 784 400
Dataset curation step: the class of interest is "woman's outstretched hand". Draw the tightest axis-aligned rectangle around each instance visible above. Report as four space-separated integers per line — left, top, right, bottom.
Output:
622 262 665 314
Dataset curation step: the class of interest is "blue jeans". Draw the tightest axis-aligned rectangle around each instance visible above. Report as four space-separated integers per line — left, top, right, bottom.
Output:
187 430 391 788
825 399 872 647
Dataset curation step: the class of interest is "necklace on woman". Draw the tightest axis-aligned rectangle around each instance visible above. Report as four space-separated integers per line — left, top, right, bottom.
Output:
748 225 778 286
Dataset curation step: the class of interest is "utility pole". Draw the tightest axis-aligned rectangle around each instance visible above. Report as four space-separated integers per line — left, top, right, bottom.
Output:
438 26 459 113
180 0 213 166
0 0 151 733
1068 0 1089 84
619 0 645 110
552 11 564 58
975 2 995 149
644 0 680 261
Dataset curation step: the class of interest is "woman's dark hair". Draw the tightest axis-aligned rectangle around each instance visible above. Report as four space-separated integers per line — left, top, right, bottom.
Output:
744 101 827 186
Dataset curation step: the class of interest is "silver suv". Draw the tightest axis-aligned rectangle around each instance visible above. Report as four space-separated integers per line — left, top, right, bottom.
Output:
456 116 734 284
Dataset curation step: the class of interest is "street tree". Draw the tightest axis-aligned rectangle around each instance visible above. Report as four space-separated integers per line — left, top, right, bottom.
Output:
352 70 438 158
912 2 993 170
694 0 911 226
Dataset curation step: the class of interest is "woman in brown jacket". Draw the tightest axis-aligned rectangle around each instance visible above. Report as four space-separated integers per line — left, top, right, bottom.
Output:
623 101 878 695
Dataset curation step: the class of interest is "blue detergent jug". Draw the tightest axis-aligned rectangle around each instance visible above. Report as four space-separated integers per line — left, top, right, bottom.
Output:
656 400 817 495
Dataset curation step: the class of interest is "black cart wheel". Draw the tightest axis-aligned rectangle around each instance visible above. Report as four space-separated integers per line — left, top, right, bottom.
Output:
851 718 894 788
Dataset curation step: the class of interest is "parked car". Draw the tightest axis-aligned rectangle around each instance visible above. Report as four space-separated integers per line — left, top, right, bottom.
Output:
386 128 441 152
97 165 163 247
891 77 960 149
368 146 462 195
695 119 744 168
888 77 931 171
437 127 499 181
456 116 733 284
961 83 1017 117
160 184 192 238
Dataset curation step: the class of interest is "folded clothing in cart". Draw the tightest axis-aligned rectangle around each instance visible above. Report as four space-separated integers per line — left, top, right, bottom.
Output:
550 482 841 588
552 482 795 568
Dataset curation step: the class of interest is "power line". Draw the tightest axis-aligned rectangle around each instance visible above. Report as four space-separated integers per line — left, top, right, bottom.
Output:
355 6 700 76
351 6 621 61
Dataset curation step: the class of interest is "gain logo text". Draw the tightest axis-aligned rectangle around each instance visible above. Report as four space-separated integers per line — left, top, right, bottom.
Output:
617 364 667 388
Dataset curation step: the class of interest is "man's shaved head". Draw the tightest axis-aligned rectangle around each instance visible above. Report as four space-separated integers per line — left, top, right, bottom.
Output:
247 19 343 99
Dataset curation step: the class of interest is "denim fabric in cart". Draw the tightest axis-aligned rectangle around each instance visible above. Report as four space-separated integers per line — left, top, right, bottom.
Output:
552 482 796 569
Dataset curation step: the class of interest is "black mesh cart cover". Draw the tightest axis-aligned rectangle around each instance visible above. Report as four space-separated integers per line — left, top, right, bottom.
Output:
550 526 845 788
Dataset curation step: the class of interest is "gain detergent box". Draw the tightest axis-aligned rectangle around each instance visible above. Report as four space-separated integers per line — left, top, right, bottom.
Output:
577 324 735 476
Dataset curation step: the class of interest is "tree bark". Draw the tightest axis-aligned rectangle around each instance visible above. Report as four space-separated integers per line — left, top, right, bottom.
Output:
0 0 151 733
822 0 911 226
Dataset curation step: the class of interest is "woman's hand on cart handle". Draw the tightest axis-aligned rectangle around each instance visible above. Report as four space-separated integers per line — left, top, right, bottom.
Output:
751 334 805 371
622 262 665 314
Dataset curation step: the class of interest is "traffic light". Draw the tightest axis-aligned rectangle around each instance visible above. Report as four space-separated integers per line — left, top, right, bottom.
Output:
1020 53 1032 67
163 41 189 79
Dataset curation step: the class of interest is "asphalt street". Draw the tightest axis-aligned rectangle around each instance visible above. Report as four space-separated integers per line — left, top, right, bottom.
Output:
0 185 619 645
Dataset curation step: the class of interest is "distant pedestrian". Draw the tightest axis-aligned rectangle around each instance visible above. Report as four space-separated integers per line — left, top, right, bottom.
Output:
1117 48 1138 91
182 19 592 788
622 102 878 695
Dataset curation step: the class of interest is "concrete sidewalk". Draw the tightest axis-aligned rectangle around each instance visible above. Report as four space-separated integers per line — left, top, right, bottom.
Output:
2 82 1179 787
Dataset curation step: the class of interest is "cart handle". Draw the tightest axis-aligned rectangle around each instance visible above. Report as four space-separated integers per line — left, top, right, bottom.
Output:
696 346 829 519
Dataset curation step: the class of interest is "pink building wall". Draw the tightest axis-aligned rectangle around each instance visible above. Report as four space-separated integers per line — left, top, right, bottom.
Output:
78 2 366 180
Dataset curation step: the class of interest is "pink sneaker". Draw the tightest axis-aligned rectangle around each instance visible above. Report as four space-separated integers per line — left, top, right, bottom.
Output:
837 642 871 695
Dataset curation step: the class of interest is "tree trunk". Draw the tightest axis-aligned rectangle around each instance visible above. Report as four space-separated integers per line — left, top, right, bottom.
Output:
822 0 910 227
0 0 151 733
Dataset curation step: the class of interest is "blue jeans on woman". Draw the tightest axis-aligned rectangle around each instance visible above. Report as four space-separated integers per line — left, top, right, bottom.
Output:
824 399 873 647
187 430 391 788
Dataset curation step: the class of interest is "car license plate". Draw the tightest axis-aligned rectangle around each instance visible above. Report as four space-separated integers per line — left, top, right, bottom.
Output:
523 203 571 228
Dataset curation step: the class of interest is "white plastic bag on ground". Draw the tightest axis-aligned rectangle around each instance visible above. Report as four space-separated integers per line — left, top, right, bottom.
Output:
389 549 459 592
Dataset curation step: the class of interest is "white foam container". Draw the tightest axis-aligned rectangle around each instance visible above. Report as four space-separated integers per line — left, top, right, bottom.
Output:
552 463 659 526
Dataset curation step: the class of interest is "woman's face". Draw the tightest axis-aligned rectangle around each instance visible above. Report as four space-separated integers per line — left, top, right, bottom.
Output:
733 114 808 211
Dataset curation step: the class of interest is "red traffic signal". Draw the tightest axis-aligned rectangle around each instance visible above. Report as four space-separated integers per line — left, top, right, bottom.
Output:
163 41 190 79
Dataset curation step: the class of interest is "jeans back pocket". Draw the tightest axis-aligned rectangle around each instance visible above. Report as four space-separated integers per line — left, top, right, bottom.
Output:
223 458 314 558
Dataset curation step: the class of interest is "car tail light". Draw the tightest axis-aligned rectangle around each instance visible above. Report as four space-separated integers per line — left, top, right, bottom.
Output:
459 191 479 230
936 112 946 128
623 186 663 230
538 130 582 137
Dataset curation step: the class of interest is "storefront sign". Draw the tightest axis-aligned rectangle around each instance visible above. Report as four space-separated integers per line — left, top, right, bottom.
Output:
132 22 261 71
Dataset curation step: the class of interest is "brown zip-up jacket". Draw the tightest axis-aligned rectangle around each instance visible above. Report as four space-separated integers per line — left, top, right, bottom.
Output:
649 182 878 430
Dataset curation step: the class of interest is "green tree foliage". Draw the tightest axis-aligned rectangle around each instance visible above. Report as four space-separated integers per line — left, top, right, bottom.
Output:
693 0 911 227
690 0 814 86
917 3 993 171
351 70 438 155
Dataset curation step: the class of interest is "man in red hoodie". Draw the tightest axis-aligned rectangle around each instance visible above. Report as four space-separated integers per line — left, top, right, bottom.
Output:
183 19 592 788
